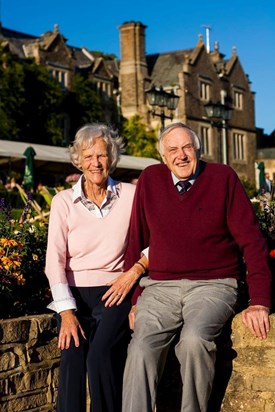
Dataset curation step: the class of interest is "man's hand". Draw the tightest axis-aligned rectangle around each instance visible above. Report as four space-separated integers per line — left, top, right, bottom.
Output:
128 305 136 330
58 309 86 350
241 305 270 339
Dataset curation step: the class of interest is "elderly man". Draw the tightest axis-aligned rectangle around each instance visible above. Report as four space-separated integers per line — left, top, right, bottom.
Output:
122 122 271 412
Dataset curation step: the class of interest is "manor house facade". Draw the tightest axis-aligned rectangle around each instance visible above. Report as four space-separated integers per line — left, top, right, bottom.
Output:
1 21 257 182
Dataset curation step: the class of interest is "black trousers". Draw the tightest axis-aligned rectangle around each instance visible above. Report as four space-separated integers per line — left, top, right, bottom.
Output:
55 286 131 412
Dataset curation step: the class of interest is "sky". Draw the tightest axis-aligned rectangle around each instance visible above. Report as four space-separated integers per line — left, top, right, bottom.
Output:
3 0 275 134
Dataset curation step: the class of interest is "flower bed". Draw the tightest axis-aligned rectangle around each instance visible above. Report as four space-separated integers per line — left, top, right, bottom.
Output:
0 195 51 319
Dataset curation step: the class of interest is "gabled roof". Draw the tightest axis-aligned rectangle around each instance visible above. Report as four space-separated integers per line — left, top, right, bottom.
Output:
225 54 238 75
0 26 36 40
146 49 193 87
70 47 93 69
0 25 118 80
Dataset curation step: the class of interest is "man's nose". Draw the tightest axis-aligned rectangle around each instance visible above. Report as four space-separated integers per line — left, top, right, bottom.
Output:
179 148 188 157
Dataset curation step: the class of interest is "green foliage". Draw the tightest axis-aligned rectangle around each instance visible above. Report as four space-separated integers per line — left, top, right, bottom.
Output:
240 177 257 199
0 47 64 145
0 197 51 319
65 74 104 135
0 189 48 210
122 115 160 159
256 200 275 248
0 46 112 145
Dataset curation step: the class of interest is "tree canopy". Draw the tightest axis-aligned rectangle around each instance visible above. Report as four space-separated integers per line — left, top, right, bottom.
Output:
0 45 109 145
122 115 159 159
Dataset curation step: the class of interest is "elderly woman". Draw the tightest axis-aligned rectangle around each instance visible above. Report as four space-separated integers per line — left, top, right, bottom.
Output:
45 124 147 412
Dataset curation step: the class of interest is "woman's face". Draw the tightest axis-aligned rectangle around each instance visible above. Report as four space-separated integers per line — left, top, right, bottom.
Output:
80 138 110 186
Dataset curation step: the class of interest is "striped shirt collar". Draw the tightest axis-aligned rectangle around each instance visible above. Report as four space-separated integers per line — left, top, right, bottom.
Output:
72 174 120 202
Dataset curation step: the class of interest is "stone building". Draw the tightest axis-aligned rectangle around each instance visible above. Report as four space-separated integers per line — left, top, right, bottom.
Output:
0 24 119 142
119 21 258 182
1 21 260 182
1 24 119 97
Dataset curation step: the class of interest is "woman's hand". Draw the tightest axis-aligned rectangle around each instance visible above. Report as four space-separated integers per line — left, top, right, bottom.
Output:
102 269 140 307
102 256 148 307
58 309 86 350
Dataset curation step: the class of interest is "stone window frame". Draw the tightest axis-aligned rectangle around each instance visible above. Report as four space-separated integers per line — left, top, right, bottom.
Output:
199 123 214 160
199 125 213 157
48 67 69 88
232 131 246 161
95 80 113 99
232 87 244 110
198 77 212 101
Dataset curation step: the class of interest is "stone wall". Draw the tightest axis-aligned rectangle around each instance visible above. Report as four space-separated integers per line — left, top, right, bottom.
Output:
0 314 59 412
222 313 275 412
0 313 274 411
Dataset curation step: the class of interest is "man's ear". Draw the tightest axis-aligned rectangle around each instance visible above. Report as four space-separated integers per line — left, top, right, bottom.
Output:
161 154 167 165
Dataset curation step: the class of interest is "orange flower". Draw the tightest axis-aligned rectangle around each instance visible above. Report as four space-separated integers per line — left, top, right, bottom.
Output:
14 273 26 285
1 256 13 270
0 238 18 247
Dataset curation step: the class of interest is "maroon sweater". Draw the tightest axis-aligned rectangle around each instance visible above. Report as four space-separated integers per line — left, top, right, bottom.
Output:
124 161 271 307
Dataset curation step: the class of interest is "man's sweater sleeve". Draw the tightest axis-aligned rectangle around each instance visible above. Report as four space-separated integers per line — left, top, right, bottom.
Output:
124 174 150 303
226 172 272 307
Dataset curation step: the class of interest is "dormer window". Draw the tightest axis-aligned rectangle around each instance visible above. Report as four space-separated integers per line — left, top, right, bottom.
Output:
200 81 210 101
48 68 68 88
233 90 243 110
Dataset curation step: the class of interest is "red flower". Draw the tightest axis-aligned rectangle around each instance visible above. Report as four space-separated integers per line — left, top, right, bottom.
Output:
270 249 275 258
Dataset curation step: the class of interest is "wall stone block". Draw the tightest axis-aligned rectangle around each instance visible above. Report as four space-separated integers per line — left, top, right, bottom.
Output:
0 351 17 372
0 318 31 343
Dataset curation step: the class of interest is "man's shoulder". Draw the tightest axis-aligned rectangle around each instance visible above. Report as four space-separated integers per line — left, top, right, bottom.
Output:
141 163 167 178
204 162 237 178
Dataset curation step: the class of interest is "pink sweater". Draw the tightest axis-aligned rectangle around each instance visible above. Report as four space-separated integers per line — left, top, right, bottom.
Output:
45 182 135 288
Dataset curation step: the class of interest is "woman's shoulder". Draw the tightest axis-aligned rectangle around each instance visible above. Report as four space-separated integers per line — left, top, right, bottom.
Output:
120 181 136 195
52 187 74 204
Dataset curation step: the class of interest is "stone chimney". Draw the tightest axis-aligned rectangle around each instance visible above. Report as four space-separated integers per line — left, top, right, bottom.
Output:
119 21 149 119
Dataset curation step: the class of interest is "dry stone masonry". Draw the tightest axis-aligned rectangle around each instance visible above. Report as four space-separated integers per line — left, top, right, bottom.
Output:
0 313 274 411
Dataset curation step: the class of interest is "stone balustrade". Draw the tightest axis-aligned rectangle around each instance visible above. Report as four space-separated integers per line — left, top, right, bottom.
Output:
0 313 275 411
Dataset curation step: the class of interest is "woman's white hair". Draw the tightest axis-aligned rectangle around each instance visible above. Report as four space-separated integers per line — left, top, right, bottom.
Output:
158 122 201 155
69 123 124 173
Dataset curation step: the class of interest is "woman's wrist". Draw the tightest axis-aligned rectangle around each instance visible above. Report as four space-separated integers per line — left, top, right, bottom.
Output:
134 261 146 274
129 261 146 281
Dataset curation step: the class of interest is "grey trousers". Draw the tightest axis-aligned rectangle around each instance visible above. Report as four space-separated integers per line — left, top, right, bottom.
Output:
122 277 238 412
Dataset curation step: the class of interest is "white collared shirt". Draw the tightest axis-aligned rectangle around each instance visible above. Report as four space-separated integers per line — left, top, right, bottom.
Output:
172 160 201 191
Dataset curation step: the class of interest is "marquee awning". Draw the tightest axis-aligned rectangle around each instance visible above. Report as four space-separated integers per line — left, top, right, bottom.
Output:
0 139 160 171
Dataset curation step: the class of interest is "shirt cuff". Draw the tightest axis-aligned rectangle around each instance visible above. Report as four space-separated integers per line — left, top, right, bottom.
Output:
141 247 149 260
47 282 77 313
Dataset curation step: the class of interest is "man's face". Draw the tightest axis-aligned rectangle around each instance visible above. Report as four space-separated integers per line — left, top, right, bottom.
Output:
161 127 199 180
